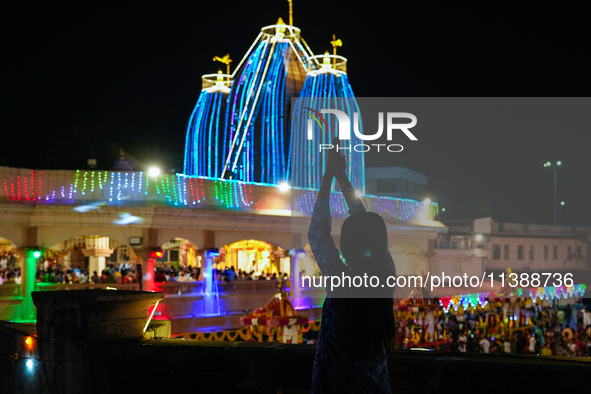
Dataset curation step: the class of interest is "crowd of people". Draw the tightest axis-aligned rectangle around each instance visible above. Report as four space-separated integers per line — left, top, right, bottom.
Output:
33 261 142 285
442 301 591 357
4 252 591 359
154 266 289 283
0 251 19 285
0 258 291 287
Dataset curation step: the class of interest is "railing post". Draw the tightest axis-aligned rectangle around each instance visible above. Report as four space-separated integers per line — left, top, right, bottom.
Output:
22 249 38 321
144 257 155 292
203 250 215 315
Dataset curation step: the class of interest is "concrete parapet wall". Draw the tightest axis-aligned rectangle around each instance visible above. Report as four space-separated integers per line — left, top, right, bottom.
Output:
2 324 590 394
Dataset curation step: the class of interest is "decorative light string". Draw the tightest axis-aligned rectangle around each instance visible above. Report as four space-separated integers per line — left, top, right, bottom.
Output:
0 168 438 222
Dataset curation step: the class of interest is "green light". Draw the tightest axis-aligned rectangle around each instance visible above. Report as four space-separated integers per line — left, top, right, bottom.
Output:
33 251 42 259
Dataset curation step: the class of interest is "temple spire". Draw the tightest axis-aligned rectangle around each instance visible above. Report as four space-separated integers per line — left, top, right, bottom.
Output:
330 35 342 67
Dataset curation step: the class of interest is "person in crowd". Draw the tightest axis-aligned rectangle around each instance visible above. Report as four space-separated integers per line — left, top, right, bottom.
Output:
227 266 236 282
564 304 572 328
42 268 57 283
91 271 100 284
154 269 166 283
457 330 468 352
4 271 16 284
55 270 64 284
528 332 537 354
479 335 491 353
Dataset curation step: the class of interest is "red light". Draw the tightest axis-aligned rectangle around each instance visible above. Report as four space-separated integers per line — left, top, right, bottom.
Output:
25 337 33 348
149 251 163 258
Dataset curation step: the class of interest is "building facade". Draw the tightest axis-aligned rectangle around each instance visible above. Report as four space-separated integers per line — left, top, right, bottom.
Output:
365 167 427 201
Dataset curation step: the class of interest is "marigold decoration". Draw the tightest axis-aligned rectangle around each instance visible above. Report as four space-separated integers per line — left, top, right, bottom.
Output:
240 278 308 343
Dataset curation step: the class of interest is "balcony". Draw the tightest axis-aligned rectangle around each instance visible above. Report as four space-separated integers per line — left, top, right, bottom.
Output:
435 236 474 250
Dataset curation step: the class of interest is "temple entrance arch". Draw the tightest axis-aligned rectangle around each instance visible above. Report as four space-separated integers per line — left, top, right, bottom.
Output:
222 239 290 279
155 237 200 270
46 235 134 279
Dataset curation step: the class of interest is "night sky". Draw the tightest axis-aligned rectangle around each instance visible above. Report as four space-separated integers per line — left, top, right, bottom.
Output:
3 2 590 226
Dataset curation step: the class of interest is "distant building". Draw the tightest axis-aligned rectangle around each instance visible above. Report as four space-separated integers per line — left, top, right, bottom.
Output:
433 217 591 298
365 167 427 200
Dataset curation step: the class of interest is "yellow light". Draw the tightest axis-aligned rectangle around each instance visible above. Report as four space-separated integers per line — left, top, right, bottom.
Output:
272 17 286 42
25 336 33 348
322 51 332 69
144 300 161 333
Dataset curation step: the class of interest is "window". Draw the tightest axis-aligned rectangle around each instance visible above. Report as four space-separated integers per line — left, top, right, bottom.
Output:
493 245 501 259
169 249 179 262
553 245 558 260
377 181 395 192
577 246 581 260
518 245 524 260
529 245 534 260
568 246 573 260
504 245 509 260
544 245 548 260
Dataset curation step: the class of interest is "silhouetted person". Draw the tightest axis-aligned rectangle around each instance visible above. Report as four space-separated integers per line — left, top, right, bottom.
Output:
308 139 395 393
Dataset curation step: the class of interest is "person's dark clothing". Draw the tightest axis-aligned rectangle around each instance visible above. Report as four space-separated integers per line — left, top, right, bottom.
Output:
308 197 395 393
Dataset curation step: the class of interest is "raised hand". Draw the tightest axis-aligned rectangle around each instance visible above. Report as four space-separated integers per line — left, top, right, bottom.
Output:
332 137 347 179
325 138 345 178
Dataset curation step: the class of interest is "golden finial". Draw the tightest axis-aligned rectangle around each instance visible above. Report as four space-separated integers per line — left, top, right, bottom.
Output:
330 34 342 56
273 17 287 41
213 53 232 75
330 35 342 68
287 0 293 26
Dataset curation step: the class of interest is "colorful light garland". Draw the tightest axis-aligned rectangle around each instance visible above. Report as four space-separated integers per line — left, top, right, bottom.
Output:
528 283 586 302
0 168 439 221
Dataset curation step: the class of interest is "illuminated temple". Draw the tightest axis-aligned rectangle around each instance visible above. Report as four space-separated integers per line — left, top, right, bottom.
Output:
182 18 365 191
0 16 444 334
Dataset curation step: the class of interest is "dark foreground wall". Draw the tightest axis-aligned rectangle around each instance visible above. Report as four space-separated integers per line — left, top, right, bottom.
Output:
1 321 590 394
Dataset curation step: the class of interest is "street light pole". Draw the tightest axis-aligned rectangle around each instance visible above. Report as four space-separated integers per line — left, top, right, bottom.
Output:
544 161 561 226
554 168 557 225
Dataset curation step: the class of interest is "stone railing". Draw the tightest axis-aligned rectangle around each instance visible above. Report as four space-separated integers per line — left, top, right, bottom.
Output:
0 284 22 298
154 279 280 295
154 281 203 295
35 282 140 292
